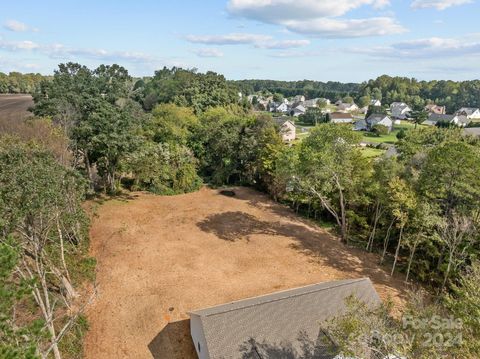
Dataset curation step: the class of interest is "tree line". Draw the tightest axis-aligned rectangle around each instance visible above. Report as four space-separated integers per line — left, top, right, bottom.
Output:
0 72 46 94
1 62 479 357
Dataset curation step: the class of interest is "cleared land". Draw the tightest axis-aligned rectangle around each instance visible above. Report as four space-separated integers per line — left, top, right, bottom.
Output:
84 187 407 359
0 94 34 122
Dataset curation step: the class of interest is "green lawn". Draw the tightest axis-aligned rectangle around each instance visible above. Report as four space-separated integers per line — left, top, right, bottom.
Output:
362 121 416 144
360 147 386 158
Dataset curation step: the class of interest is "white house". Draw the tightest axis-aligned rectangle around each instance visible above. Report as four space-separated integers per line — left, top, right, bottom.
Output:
356 114 393 132
426 114 470 127
455 107 480 120
370 99 382 107
188 278 380 359
337 102 359 113
275 102 289 113
390 102 411 119
291 105 306 117
292 95 305 103
329 112 353 124
303 98 319 108
274 118 296 142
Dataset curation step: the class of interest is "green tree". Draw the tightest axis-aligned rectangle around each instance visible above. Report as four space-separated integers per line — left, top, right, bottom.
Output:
411 109 429 129
296 124 370 243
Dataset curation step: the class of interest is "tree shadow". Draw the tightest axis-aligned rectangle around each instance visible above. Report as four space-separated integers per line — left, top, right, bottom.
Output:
197 211 408 302
197 211 279 241
148 319 196 359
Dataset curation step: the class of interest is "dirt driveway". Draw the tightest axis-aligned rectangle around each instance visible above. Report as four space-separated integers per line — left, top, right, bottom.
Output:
84 187 407 359
0 94 34 121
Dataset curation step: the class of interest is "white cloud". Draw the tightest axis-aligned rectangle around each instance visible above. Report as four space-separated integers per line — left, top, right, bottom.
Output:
255 39 310 49
284 17 405 38
227 0 390 21
192 48 224 58
352 35 480 58
3 20 38 32
227 0 404 38
185 33 271 45
185 32 310 50
411 0 473 10
0 36 153 63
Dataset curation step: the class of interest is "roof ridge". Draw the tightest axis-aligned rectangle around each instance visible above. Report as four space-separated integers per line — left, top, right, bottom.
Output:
189 278 369 317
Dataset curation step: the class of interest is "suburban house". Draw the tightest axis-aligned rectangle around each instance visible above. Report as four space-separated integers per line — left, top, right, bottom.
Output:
292 95 305 103
274 117 296 142
337 102 359 113
425 104 446 115
455 107 480 120
390 102 411 119
329 112 353 124
425 113 470 127
291 104 306 117
370 99 382 107
355 113 393 132
189 278 380 359
303 98 320 108
278 102 290 113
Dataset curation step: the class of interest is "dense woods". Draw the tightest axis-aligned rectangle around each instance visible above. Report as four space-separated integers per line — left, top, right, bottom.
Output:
1 63 480 358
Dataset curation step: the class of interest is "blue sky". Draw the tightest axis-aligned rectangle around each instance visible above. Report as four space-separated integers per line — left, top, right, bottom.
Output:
1 0 479 82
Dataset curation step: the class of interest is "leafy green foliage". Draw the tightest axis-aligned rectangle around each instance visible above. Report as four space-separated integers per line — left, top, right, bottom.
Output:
298 107 327 125
141 67 239 113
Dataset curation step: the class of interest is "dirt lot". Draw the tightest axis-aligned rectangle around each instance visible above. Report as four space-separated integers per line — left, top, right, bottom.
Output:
0 94 34 122
84 187 407 359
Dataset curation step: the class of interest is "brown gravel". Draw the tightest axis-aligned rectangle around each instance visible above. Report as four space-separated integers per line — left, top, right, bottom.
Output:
84 186 407 359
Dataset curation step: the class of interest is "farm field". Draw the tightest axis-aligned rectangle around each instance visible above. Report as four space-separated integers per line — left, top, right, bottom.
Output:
84 186 408 359
0 94 34 122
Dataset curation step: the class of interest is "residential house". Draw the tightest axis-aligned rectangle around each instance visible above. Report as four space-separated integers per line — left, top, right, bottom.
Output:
370 99 382 107
425 104 446 115
455 107 480 120
355 113 393 132
390 102 411 119
277 102 290 113
292 95 305 103
274 118 296 141
425 114 470 127
337 102 359 113
303 98 320 108
291 105 306 117
189 278 380 359
329 112 353 124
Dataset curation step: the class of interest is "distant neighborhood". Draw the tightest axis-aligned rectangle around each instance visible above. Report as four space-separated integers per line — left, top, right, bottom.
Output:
245 93 480 142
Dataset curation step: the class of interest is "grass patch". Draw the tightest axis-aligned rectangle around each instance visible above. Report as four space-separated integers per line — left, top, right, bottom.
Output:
362 121 416 144
360 147 386 158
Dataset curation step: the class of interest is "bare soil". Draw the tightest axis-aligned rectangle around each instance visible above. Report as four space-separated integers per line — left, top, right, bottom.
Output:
0 94 34 122
84 187 408 359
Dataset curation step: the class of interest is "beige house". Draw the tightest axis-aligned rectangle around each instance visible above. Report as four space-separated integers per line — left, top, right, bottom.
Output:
274 118 296 142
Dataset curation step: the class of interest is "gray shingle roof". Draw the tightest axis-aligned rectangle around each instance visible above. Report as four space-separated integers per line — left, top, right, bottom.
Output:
189 278 380 359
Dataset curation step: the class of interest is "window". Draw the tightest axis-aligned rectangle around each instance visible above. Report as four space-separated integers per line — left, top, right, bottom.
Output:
198 342 201 353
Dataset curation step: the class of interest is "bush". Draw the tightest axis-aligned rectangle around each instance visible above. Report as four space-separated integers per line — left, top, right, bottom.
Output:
396 128 407 140
372 124 389 136
123 142 202 195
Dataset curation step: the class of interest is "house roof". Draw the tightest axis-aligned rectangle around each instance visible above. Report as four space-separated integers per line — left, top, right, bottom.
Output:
428 113 456 122
330 112 353 120
189 278 381 359
273 117 294 126
456 107 480 116
367 113 390 122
